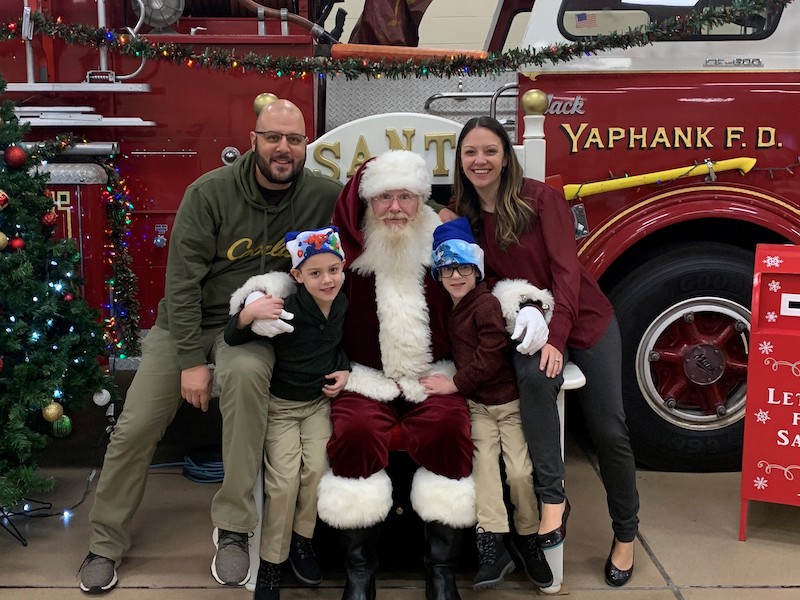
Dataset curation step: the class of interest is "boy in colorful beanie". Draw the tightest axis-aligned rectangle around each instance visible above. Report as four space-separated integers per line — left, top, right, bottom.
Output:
421 217 554 590
224 226 349 600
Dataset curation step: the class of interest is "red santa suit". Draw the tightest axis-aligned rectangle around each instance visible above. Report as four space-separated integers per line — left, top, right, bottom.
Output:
316 153 476 531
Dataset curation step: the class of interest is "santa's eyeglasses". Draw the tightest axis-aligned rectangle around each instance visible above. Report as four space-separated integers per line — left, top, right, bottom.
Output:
372 192 419 207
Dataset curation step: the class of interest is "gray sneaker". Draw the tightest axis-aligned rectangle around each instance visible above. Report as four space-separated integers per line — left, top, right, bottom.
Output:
211 527 251 585
78 552 118 594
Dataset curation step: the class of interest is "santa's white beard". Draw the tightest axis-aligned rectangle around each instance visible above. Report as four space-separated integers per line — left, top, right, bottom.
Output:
357 207 434 277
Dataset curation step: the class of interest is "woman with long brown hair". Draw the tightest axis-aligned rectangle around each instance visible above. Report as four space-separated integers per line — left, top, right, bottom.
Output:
450 116 639 587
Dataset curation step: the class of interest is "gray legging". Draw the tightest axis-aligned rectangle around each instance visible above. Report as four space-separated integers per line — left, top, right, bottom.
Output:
513 316 639 542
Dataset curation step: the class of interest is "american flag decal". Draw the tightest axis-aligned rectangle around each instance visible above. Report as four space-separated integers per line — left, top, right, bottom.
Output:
575 12 598 29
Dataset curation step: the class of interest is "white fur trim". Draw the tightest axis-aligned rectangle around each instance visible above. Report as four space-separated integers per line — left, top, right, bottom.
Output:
425 359 456 380
228 271 296 315
317 469 393 528
359 150 432 201
397 377 427 403
492 279 555 333
410 468 477 528
351 206 441 384
345 363 401 402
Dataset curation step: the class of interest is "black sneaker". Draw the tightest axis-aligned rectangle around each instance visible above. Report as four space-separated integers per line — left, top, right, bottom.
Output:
289 531 322 585
78 552 118 594
510 532 554 588
255 560 282 600
473 529 515 589
211 527 250 585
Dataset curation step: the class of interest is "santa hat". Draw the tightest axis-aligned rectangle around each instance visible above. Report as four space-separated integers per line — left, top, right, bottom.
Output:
358 150 431 201
285 226 344 270
431 217 485 281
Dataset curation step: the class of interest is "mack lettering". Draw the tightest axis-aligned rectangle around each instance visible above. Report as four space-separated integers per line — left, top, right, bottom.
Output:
546 94 586 115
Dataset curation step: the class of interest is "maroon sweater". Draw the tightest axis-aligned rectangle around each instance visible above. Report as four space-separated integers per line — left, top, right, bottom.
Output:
449 282 518 405
453 178 613 352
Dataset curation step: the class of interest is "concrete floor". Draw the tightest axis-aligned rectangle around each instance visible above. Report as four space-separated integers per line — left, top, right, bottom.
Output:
2 432 800 600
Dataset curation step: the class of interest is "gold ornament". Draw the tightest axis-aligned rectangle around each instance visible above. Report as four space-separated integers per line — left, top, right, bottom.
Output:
521 89 549 115
0 231 7 251
42 401 64 423
253 93 279 115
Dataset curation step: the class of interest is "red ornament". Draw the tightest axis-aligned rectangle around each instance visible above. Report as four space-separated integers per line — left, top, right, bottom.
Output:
0 356 4 373
0 188 9 210
64 293 74 301
41 211 57 227
3 145 28 169
8 236 25 251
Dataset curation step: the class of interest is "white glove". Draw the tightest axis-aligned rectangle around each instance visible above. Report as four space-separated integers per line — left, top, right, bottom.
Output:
511 306 548 355
245 291 295 337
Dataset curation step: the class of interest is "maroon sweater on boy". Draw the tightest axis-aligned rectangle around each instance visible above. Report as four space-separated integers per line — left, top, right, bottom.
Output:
449 282 519 405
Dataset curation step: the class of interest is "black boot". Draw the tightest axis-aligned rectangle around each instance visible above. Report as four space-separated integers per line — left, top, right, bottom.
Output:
254 559 281 600
424 522 463 600
339 525 379 600
510 532 553 588
474 529 515 589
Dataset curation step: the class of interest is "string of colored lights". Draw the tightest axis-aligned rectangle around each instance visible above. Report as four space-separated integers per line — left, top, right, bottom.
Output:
27 135 140 357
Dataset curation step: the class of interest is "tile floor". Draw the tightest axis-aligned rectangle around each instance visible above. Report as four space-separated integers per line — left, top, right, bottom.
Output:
2 434 799 600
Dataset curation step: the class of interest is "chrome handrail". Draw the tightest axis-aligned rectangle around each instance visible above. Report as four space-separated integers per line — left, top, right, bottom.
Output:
424 89 518 110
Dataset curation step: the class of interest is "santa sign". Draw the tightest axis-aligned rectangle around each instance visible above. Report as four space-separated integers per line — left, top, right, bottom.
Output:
740 243 800 540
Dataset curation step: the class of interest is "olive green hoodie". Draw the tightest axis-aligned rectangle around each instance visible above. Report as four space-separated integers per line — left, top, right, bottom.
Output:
155 149 342 370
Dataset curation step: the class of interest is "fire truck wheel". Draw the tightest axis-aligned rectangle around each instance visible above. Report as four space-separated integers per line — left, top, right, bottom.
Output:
609 242 754 472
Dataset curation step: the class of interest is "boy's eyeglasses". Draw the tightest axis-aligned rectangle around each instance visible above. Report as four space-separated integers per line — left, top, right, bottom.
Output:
253 131 308 146
438 264 476 278
372 192 419 207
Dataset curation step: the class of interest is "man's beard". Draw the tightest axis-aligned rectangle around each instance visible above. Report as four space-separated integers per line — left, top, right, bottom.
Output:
255 144 305 185
360 207 430 274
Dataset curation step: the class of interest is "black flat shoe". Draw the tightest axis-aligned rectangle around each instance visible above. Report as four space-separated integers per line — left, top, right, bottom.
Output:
604 539 634 587
536 499 570 549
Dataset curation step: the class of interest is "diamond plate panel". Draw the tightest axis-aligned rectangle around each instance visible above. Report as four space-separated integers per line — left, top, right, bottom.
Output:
35 163 108 185
325 73 518 131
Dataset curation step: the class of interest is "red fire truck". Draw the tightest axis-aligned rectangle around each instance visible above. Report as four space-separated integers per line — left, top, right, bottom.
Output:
1 0 797 473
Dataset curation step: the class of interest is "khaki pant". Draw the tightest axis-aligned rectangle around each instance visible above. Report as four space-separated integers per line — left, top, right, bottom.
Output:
469 399 538 535
88 325 275 561
260 395 331 563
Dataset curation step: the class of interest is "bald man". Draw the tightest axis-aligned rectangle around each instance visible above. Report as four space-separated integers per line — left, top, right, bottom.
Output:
79 100 342 594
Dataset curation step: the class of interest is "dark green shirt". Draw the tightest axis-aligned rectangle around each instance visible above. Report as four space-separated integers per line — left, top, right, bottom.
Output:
224 285 349 401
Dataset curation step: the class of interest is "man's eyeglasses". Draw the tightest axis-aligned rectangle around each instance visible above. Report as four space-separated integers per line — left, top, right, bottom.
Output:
253 131 308 146
372 192 419 207
438 264 476 278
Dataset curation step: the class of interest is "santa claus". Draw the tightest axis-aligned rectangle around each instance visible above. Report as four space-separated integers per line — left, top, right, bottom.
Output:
318 150 550 600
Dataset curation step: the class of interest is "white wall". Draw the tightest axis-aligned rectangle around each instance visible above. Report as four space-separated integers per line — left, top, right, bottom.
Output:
323 0 527 50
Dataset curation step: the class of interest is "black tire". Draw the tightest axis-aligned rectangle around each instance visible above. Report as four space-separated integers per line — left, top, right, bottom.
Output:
608 242 754 472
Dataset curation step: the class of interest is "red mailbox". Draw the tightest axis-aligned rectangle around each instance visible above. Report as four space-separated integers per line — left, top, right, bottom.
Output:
740 244 800 540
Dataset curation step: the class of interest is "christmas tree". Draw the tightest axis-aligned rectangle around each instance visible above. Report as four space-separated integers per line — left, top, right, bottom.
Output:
0 75 115 509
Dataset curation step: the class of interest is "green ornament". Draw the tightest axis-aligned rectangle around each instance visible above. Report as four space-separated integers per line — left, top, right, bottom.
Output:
53 415 73 438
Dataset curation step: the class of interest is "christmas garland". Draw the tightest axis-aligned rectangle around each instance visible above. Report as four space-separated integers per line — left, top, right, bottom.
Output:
26 135 140 357
0 0 794 80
